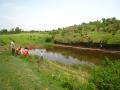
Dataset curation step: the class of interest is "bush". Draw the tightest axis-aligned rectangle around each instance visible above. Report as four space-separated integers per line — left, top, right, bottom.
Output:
61 76 86 90
0 40 6 46
45 36 52 42
88 58 120 90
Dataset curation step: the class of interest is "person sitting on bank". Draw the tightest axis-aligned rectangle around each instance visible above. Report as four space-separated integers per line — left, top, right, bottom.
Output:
15 46 21 55
20 47 29 56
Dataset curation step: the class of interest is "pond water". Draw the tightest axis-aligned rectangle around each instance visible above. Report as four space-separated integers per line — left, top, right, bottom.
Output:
29 45 120 65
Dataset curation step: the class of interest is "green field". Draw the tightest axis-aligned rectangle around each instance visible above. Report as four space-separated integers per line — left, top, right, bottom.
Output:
0 32 52 46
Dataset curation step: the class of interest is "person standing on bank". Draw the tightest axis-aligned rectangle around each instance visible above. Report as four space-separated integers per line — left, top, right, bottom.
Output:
10 41 16 55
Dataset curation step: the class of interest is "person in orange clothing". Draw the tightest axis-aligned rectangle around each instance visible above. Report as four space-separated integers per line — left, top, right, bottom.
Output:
15 46 21 55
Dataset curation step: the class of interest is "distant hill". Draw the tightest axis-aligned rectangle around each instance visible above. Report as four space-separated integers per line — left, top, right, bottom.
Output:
49 17 120 49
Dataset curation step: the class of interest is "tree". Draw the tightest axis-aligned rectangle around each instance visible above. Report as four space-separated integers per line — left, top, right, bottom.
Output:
0 29 8 34
9 28 15 34
15 27 21 33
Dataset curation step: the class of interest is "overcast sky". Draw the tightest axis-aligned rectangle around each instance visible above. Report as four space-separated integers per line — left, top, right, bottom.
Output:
0 0 120 30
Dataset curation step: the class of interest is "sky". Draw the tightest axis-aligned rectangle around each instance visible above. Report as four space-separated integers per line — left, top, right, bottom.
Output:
0 0 120 30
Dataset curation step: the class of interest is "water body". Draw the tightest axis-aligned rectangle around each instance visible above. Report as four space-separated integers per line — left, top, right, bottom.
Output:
29 45 120 65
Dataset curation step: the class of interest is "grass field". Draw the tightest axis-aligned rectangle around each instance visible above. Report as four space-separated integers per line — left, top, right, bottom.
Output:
0 32 53 47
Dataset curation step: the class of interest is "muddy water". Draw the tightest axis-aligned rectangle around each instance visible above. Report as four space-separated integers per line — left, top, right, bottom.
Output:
29 45 120 65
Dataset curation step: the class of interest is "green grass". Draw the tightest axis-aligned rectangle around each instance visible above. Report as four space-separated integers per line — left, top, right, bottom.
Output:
0 51 42 90
54 31 120 44
87 31 120 44
0 32 53 46
88 58 120 90
0 51 69 90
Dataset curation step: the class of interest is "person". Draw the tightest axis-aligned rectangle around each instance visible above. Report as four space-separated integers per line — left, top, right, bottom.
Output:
22 47 29 56
10 41 16 55
40 51 43 59
15 46 21 55
100 41 103 48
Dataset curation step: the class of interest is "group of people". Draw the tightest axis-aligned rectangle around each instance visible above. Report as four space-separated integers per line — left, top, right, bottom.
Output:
10 41 29 56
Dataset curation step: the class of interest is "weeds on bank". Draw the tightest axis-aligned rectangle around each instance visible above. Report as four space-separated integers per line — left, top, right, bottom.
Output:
18 54 120 90
23 55 90 90
88 58 120 90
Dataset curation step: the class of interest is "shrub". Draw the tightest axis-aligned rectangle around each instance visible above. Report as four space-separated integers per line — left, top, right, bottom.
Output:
0 40 6 46
45 36 52 42
61 76 82 90
88 58 120 90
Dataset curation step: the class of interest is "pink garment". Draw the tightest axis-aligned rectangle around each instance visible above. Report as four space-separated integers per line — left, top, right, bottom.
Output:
20 48 29 56
23 49 29 56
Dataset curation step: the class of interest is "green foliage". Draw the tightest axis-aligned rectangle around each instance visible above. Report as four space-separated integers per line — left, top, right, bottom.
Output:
0 39 6 46
0 27 22 34
45 36 53 43
0 29 8 34
88 58 120 90
14 27 22 33
60 76 87 90
53 17 120 45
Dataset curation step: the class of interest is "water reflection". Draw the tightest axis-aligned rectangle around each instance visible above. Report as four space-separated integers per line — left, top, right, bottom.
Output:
44 46 120 65
29 49 94 65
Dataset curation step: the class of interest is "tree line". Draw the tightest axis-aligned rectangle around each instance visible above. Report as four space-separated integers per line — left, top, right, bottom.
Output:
0 27 22 34
50 17 120 35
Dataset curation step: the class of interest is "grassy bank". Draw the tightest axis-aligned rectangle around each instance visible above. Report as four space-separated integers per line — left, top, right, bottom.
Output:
0 49 120 90
0 51 47 90
0 50 90 90
51 18 120 48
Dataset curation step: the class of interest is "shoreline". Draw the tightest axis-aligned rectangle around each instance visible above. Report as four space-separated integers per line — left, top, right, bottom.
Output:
53 44 120 54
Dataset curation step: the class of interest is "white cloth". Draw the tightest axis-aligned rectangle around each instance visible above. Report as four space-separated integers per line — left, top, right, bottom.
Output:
10 41 15 48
